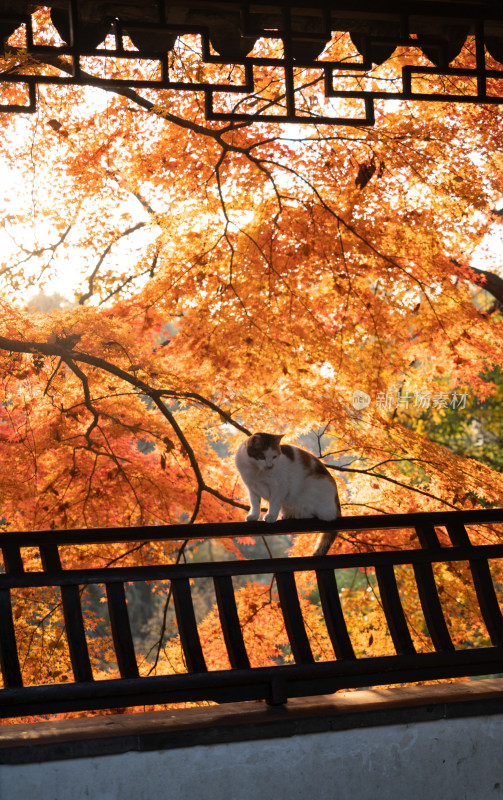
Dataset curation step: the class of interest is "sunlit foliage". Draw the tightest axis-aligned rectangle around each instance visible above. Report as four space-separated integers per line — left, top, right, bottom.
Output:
0 15 502 714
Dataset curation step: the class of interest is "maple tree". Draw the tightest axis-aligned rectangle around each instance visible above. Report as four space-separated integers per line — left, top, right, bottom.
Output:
0 10 503 710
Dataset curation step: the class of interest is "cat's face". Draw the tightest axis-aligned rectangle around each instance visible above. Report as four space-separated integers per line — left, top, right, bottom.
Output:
245 432 283 471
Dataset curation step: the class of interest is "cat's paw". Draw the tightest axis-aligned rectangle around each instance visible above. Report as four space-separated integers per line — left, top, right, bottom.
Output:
264 512 278 523
246 512 260 521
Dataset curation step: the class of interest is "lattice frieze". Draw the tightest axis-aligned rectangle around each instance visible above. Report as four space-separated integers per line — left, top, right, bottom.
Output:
0 1 502 124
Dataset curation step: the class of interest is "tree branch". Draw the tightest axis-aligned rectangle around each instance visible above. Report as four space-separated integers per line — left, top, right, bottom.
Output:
330 463 460 509
78 221 147 305
60 357 99 446
467 264 503 310
0 334 249 517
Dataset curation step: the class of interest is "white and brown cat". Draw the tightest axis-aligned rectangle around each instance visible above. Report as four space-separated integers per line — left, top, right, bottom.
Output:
235 432 339 555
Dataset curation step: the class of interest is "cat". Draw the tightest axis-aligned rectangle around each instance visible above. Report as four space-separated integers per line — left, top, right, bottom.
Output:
235 432 339 556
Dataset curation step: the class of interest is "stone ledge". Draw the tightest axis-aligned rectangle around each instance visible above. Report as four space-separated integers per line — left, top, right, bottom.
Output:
1 678 503 765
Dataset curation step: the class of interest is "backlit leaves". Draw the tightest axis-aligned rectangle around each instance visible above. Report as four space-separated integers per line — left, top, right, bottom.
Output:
0 24 502 713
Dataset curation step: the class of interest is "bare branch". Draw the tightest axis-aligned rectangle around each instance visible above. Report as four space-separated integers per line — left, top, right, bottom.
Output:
78 221 147 305
330 463 460 509
62 357 99 446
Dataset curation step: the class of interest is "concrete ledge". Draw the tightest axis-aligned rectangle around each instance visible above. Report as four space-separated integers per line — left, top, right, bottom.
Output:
1 678 503 765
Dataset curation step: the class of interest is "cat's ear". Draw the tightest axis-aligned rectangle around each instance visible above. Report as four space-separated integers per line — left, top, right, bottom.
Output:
274 434 284 443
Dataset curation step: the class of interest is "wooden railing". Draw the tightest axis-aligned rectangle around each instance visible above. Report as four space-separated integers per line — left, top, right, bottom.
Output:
0 508 502 718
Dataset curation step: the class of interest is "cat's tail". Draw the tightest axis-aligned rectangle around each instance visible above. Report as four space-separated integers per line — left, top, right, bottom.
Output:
312 530 337 556
312 485 341 556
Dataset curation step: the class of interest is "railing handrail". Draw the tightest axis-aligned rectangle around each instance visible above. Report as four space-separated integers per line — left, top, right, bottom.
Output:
2 543 503 589
0 506 501 546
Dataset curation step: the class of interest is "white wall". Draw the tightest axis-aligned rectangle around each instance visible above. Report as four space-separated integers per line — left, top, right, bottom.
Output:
2 712 503 800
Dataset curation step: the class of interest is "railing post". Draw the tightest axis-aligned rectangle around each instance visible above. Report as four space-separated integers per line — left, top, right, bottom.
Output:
413 524 454 652
39 543 94 683
446 521 503 647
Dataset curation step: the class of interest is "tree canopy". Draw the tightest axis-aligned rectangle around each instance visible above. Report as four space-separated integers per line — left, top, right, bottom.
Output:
0 12 502 708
